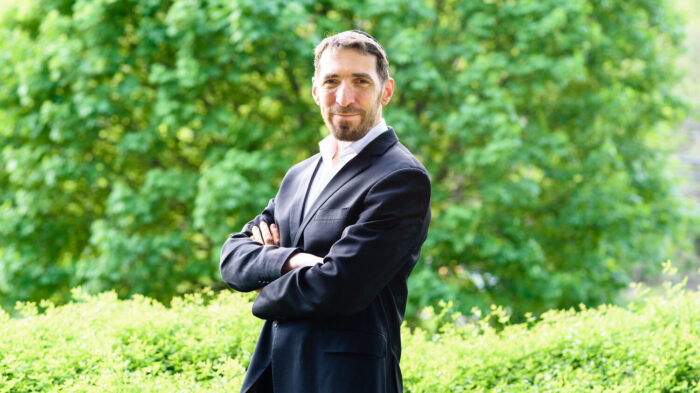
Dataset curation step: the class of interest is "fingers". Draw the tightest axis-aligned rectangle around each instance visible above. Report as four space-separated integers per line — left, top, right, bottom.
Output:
259 222 275 245
251 225 263 244
270 223 280 246
251 222 280 246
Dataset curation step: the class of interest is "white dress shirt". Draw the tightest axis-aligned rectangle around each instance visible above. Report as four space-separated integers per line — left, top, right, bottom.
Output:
303 119 388 217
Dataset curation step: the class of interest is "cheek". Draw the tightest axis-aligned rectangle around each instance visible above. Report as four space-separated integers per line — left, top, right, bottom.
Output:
321 94 336 107
365 90 383 107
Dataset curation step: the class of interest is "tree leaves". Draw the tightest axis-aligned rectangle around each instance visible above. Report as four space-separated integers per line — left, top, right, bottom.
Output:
0 0 692 321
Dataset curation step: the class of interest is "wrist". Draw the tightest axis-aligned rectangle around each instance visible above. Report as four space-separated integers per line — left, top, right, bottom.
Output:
281 250 300 274
282 251 322 273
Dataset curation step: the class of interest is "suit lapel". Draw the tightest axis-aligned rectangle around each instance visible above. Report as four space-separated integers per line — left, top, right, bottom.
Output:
292 128 399 247
288 155 321 247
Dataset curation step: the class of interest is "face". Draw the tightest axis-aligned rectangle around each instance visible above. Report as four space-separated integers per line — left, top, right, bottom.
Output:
312 48 394 142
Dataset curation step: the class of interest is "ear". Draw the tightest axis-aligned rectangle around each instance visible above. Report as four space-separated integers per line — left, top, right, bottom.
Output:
311 77 320 105
381 77 394 106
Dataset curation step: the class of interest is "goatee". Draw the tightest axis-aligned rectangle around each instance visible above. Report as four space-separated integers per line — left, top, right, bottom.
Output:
322 97 382 142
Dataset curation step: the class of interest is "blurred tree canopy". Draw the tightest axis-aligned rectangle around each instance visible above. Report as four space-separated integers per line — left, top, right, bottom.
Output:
0 0 693 320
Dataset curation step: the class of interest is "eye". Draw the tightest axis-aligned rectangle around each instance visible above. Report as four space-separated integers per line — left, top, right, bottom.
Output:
323 79 339 87
356 79 370 85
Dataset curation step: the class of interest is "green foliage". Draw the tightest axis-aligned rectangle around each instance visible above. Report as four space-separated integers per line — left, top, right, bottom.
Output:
0 0 694 321
402 0 695 321
0 289 257 392
0 0 314 307
1 287 699 392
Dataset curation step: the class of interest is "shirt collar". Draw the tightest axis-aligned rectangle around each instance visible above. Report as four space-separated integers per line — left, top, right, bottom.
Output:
318 119 388 163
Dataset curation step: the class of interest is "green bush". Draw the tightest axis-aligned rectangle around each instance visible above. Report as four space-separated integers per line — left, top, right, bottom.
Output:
1 286 699 392
0 0 694 320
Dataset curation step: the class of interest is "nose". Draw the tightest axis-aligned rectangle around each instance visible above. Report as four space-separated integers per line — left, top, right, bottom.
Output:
335 81 354 107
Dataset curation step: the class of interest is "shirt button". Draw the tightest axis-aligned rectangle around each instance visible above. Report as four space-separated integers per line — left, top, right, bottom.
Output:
273 321 278 328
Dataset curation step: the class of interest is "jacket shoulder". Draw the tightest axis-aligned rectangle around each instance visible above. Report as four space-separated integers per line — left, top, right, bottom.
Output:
281 153 320 180
379 141 429 179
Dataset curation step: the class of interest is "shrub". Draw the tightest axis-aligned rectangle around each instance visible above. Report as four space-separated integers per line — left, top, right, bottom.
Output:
1 286 698 392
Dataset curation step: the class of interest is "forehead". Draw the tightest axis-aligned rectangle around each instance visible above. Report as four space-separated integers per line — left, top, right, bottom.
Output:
317 47 379 79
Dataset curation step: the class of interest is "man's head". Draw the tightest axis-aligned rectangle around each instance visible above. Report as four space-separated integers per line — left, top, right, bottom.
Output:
313 30 390 83
312 30 394 142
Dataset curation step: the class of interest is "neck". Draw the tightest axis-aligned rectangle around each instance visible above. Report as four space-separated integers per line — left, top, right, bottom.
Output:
335 139 352 152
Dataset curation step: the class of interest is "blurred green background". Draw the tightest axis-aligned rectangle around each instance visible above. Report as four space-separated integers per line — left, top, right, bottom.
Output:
0 0 698 325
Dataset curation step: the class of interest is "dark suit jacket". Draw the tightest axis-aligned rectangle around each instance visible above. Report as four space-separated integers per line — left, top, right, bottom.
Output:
220 128 431 393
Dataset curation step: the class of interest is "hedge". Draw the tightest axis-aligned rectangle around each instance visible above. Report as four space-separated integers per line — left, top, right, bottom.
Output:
1 283 699 392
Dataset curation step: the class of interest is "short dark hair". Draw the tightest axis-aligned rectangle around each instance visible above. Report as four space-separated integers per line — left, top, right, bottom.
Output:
314 30 390 82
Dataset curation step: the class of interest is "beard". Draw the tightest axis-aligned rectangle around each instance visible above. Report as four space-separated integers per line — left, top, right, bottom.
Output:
321 95 382 142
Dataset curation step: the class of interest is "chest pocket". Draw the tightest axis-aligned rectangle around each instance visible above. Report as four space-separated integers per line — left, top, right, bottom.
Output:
304 208 349 253
312 207 348 221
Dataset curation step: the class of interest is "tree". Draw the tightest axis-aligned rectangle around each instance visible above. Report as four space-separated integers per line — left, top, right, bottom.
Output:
0 0 692 320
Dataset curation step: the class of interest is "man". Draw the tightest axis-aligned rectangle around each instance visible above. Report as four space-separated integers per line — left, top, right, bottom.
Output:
220 30 431 393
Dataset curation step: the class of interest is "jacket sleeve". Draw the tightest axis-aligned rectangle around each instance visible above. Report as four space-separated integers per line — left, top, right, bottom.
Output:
251 168 431 319
220 198 301 292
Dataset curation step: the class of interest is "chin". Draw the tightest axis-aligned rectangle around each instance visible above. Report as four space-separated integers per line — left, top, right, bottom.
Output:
329 121 362 142
331 128 364 142
323 113 375 142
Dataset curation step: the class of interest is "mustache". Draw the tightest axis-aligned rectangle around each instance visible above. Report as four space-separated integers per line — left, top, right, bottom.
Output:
329 105 365 115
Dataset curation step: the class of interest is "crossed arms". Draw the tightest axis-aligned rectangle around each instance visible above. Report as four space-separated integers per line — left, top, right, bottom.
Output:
220 168 431 320
249 221 322 273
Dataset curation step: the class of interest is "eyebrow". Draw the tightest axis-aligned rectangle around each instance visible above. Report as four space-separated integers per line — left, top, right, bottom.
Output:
322 73 374 80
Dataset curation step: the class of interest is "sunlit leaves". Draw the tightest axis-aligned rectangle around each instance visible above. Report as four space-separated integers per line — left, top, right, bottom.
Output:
0 0 692 320
2 288 699 392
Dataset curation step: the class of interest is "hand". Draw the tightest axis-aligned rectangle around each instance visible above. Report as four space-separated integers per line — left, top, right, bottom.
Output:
251 221 280 246
282 252 323 273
